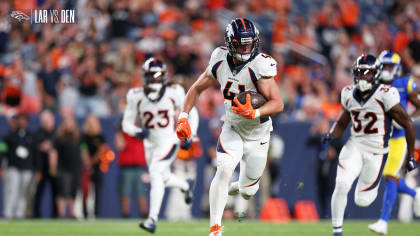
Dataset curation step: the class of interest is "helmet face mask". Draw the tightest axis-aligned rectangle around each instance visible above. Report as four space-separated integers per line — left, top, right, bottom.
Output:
353 54 380 93
225 18 260 62
142 58 167 102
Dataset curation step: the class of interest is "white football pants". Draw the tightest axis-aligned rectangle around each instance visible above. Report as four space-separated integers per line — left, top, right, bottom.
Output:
332 140 387 228
209 123 270 226
145 140 189 221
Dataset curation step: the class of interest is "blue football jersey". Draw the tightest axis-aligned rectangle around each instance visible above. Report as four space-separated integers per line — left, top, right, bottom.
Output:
391 75 418 138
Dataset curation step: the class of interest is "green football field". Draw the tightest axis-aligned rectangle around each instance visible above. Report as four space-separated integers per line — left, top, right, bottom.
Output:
0 220 420 236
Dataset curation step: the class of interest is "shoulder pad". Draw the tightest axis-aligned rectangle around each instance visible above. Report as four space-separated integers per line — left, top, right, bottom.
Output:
126 88 143 103
253 53 277 78
209 47 227 65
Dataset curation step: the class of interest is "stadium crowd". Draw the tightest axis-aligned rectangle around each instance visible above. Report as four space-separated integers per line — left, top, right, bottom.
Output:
0 0 419 121
1 0 420 219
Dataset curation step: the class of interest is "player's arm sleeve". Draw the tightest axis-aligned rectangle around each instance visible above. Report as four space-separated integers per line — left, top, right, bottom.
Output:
383 87 401 112
407 76 418 93
256 55 277 79
188 106 199 136
122 90 143 137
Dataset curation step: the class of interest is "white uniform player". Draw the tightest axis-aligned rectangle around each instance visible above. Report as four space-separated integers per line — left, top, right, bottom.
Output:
122 58 199 234
208 46 274 196
322 54 416 236
176 18 284 236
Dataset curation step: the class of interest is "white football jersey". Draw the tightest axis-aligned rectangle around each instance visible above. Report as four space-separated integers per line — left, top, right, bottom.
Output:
208 46 277 140
122 84 199 146
341 84 400 154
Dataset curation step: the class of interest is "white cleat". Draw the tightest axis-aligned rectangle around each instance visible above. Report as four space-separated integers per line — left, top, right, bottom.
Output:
228 182 239 196
414 187 420 217
209 224 223 236
368 220 388 235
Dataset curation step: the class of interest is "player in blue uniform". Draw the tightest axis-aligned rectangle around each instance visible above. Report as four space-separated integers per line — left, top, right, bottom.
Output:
369 51 420 235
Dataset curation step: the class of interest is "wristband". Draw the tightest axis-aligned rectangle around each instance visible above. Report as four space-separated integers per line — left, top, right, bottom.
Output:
179 112 189 119
254 109 261 119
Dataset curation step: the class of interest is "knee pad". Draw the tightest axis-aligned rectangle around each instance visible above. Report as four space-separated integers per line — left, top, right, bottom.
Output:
239 180 259 198
334 180 352 195
355 197 374 207
355 191 377 207
149 171 162 183
216 165 235 181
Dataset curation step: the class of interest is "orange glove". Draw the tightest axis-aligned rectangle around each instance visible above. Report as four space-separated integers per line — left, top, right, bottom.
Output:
176 118 191 140
232 94 257 119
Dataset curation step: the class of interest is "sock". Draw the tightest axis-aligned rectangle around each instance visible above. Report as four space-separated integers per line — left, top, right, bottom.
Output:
380 179 397 221
331 183 349 230
165 174 189 191
397 178 416 197
333 226 342 233
148 173 165 222
209 167 232 226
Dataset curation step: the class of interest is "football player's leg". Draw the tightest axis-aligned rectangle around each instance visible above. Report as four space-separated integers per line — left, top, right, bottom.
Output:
145 144 177 222
238 132 270 200
331 142 362 234
161 145 189 191
209 125 243 228
378 138 406 222
355 153 388 207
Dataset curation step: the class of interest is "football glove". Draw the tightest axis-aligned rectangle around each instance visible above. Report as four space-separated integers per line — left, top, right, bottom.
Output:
406 156 418 172
321 133 333 145
136 129 150 139
176 118 191 140
232 94 257 120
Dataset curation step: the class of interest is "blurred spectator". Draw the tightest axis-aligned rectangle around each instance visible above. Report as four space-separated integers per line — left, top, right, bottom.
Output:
81 114 106 218
37 56 62 112
33 110 58 218
0 1 10 54
0 113 35 219
306 118 343 218
54 117 82 218
114 124 148 218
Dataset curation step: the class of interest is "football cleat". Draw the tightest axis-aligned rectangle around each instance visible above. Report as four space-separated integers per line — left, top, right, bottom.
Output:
184 179 195 204
413 188 420 217
368 220 388 235
209 224 223 236
228 182 239 196
139 218 156 234
332 232 343 236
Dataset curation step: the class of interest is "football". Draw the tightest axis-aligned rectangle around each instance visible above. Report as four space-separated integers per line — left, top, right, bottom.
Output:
236 91 267 109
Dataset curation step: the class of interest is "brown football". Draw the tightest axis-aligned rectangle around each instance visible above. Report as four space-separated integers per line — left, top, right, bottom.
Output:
236 91 267 109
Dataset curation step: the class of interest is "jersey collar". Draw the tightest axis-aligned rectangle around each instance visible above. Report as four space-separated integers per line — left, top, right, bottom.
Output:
146 85 167 103
226 53 257 76
353 84 379 106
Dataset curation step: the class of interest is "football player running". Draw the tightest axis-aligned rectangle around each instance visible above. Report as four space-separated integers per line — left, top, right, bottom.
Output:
176 18 284 236
122 58 199 234
368 51 420 235
321 54 417 236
